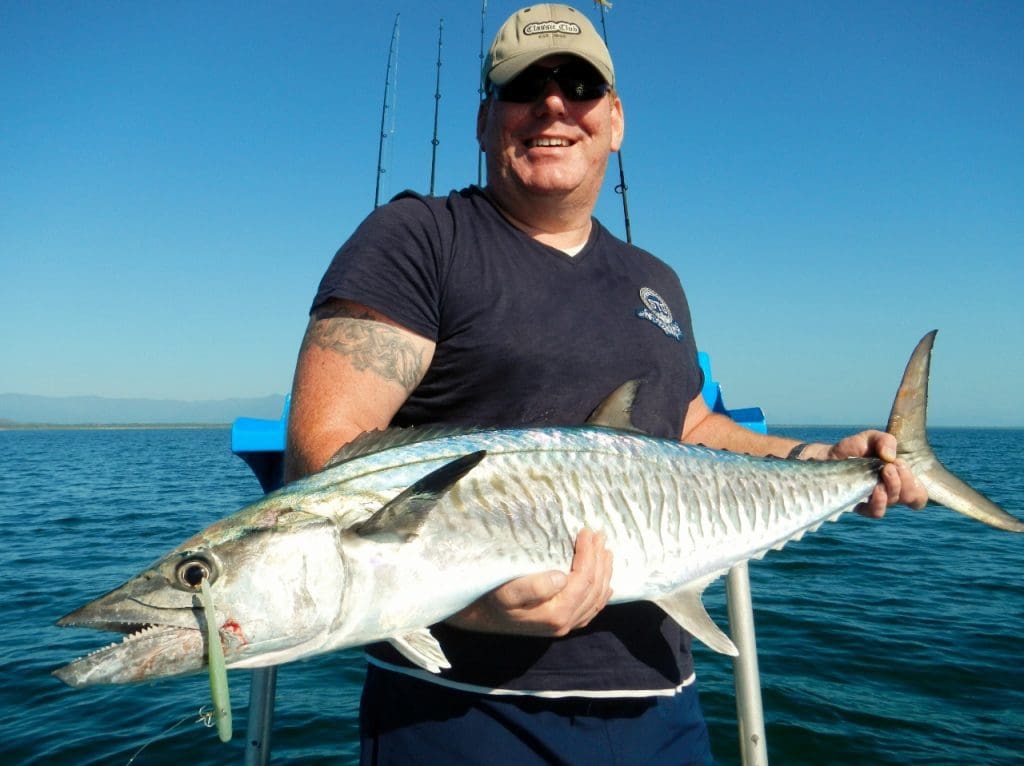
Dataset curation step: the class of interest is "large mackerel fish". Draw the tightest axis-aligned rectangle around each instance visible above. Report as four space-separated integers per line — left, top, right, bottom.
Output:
54 331 1023 687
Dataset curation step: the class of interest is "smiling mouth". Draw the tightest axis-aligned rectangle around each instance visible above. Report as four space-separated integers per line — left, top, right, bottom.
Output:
526 137 572 148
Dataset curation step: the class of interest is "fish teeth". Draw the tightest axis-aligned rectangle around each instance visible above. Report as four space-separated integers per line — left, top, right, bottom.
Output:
124 624 156 641
75 624 175 659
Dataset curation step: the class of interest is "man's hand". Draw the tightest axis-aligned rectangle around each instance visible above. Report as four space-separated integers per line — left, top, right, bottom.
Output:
804 430 928 517
447 529 613 636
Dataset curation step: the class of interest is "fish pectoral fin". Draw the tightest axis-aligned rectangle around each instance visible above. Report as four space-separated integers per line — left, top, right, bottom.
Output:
654 575 738 657
356 452 487 542
388 629 451 673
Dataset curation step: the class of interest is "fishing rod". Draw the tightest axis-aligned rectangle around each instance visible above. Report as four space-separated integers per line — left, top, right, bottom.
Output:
594 1 632 244
429 19 444 196
477 0 488 186
374 13 400 209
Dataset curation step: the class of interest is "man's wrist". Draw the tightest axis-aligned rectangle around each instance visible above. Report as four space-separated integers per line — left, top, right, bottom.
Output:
786 442 811 460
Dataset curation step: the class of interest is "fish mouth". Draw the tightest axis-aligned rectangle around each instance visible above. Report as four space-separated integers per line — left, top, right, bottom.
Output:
53 621 205 688
56 594 198 630
54 593 214 687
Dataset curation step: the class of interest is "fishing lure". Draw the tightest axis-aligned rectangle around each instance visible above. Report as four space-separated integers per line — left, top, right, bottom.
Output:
199 579 232 742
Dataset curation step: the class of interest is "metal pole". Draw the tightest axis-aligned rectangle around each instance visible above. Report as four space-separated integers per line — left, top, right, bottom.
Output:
243 667 277 766
726 562 770 766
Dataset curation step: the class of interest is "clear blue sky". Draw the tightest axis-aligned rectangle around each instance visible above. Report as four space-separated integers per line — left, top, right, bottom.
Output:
2 1 1021 426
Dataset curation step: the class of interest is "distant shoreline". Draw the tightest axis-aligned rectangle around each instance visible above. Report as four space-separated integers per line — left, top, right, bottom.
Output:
0 394 286 431
0 423 231 431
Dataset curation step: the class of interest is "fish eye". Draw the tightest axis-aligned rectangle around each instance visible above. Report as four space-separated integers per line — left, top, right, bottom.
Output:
175 556 215 590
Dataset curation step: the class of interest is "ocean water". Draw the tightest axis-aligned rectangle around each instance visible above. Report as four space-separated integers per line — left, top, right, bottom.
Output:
2 426 1022 765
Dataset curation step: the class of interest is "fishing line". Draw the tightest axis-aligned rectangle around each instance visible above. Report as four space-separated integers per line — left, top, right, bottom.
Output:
124 578 232 762
124 707 215 765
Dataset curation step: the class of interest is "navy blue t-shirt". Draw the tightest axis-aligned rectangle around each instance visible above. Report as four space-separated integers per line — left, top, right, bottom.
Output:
313 186 704 694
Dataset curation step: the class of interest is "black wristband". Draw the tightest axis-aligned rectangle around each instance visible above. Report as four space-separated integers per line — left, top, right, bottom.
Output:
786 442 810 460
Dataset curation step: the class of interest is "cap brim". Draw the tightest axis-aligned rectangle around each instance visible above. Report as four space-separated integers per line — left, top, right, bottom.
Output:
488 51 614 88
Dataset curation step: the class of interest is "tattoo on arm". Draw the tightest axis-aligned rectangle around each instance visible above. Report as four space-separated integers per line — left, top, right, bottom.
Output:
302 303 426 392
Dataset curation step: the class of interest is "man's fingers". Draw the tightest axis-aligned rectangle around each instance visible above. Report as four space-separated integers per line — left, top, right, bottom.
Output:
855 460 929 518
894 460 928 510
871 432 898 463
548 530 614 632
882 462 901 501
856 484 887 518
449 528 616 636
576 542 614 628
493 571 568 610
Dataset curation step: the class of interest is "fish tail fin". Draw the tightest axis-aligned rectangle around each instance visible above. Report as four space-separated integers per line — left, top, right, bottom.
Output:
888 330 1024 532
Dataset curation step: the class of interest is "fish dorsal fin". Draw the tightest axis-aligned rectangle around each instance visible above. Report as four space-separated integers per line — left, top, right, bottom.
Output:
388 629 451 673
653 572 738 657
354 452 486 542
323 426 482 469
587 380 643 432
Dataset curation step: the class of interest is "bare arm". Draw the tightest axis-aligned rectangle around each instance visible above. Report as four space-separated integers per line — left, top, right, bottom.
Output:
284 298 435 481
285 298 612 635
681 391 927 517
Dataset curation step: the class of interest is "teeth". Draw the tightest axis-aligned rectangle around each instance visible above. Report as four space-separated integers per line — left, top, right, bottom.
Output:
125 624 157 641
529 137 570 148
74 623 179 660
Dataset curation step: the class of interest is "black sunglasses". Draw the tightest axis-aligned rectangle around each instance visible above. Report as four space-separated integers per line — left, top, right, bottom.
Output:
491 61 611 104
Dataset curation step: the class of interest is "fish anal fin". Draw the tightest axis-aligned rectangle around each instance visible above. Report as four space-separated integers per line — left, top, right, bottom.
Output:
388 629 451 673
356 452 486 541
588 381 644 432
654 574 738 657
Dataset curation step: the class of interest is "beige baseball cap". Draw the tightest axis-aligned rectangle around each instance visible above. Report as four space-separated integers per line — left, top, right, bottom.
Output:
484 4 615 89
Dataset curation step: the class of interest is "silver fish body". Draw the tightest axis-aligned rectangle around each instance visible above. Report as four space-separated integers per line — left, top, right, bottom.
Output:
53 332 1024 687
330 428 882 623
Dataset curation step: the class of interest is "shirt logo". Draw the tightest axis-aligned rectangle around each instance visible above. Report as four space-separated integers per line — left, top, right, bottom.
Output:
635 287 682 341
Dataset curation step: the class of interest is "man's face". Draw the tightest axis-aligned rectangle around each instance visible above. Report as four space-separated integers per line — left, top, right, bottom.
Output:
477 55 624 206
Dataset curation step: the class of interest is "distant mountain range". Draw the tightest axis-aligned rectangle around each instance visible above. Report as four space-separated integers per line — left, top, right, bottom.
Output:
0 393 287 426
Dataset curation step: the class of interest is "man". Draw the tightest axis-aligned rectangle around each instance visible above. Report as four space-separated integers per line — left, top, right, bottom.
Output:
285 5 926 764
